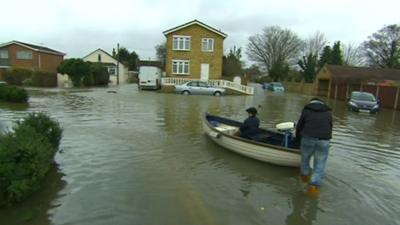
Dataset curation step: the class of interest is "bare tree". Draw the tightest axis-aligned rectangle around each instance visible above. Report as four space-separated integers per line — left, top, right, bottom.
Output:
302 31 327 56
343 42 365 66
362 24 400 68
247 26 303 80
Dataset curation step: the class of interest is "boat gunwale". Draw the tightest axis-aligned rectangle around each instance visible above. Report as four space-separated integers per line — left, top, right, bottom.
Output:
204 113 300 154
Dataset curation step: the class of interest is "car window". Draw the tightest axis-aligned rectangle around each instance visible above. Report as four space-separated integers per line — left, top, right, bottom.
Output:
198 82 208 87
187 82 197 87
351 92 376 101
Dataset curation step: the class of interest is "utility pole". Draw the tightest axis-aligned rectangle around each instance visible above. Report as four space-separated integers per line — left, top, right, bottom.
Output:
116 43 120 85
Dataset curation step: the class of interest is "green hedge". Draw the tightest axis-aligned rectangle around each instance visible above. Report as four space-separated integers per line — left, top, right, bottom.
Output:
3 68 57 87
0 112 63 206
0 84 28 103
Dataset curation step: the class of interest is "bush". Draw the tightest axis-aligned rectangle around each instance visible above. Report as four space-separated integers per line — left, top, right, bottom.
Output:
83 63 110 86
0 84 29 103
3 68 32 85
0 113 62 206
31 71 57 87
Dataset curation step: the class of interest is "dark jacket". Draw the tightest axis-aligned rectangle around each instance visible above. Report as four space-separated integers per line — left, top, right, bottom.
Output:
296 101 332 140
240 116 260 139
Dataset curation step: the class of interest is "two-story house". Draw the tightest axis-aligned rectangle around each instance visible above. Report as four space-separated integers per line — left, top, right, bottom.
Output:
163 20 227 80
0 41 65 78
82 48 129 84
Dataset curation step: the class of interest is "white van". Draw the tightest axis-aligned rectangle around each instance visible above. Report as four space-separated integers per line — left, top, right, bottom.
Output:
138 66 162 90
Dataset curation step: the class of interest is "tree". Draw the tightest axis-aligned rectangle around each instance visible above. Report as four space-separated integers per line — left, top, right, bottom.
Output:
247 26 303 81
318 45 332 68
244 64 262 81
115 47 139 71
155 42 167 69
362 24 400 68
57 58 91 87
223 46 243 77
343 43 365 66
331 41 344 65
298 32 327 82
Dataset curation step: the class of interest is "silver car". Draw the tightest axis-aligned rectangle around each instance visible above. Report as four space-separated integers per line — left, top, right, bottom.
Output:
175 81 226 96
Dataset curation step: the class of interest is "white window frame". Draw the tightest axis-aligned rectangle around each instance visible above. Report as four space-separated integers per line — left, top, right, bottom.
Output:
173 35 191 51
16 50 33 60
202 38 214 52
172 60 190 75
0 49 9 59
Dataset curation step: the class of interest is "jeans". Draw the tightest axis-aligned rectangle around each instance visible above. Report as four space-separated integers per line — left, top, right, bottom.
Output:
300 137 330 186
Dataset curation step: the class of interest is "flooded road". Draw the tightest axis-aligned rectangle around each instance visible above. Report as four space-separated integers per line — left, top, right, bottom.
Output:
0 84 399 225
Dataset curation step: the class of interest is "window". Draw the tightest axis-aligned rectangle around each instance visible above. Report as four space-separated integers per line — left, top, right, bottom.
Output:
0 49 9 59
172 60 190 75
202 38 214 52
98 54 102 62
198 82 209 87
16 51 33 60
108 66 116 75
173 36 191 51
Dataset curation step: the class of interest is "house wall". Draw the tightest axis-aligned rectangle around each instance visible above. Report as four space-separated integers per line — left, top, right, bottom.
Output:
1 44 63 73
83 49 128 84
165 24 224 80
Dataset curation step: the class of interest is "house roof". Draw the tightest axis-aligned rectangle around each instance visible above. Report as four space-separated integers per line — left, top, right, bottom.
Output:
323 64 400 82
0 41 65 56
163 20 227 38
82 48 117 61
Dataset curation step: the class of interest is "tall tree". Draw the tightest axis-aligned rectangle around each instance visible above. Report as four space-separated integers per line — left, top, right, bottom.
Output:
362 24 400 68
318 46 332 68
343 42 365 66
155 42 167 69
115 47 139 71
331 41 344 65
247 26 303 81
223 46 243 77
298 32 327 82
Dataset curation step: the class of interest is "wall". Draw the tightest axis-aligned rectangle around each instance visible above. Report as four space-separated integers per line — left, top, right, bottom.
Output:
284 81 316 96
165 24 224 80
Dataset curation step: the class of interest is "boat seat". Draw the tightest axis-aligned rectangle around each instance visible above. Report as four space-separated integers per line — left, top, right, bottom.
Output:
215 124 239 135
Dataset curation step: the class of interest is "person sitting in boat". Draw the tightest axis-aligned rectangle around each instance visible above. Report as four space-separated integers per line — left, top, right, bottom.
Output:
239 107 260 140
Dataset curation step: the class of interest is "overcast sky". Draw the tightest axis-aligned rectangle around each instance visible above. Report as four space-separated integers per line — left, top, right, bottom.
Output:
1 0 399 64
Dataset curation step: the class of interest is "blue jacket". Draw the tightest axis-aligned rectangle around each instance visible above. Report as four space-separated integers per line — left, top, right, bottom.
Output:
240 116 260 139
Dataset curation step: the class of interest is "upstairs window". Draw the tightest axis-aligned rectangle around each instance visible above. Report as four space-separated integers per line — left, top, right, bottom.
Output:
173 36 191 51
16 51 33 60
202 38 214 52
0 49 9 59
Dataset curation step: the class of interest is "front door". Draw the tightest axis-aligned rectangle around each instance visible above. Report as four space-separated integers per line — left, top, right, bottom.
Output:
200 64 210 81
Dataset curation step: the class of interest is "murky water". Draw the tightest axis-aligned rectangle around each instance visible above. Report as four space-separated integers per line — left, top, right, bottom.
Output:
0 84 399 225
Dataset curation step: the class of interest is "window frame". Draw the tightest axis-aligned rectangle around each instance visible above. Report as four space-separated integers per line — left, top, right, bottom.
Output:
172 60 190 75
0 49 9 59
172 35 191 51
201 38 214 52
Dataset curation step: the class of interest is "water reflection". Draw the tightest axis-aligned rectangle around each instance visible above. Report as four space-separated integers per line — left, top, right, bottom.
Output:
286 193 319 225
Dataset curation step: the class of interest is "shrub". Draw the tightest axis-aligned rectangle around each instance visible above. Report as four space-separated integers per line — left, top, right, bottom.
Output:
15 112 63 149
0 113 62 206
0 84 29 103
31 71 57 87
3 68 32 85
83 63 110 86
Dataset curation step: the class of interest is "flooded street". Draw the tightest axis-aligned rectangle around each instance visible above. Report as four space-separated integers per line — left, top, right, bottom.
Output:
0 84 399 225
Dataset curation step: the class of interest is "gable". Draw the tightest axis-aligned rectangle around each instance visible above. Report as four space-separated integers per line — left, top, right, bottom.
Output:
0 41 65 56
163 20 227 38
83 49 118 64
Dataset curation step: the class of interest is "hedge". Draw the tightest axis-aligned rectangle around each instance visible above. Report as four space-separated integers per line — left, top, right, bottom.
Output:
3 68 57 87
0 112 63 206
0 84 28 103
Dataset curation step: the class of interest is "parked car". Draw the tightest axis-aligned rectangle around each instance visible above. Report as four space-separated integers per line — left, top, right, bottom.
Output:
348 91 380 113
262 83 270 89
138 66 162 90
268 82 285 92
175 81 226 96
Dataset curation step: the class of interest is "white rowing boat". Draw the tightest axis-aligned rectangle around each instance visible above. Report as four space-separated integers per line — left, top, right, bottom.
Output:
203 113 301 167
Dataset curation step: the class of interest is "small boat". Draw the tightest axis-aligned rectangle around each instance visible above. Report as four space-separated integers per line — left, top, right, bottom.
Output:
203 113 301 167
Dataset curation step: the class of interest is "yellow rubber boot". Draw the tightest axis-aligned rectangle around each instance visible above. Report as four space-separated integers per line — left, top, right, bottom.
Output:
307 185 320 198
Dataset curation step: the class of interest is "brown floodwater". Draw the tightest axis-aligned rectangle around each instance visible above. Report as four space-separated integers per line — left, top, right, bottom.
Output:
0 84 399 225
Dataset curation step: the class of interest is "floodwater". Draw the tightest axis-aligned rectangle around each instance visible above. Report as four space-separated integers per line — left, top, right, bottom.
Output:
0 84 399 225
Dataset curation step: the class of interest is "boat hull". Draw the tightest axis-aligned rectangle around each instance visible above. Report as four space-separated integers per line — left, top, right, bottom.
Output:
203 114 301 167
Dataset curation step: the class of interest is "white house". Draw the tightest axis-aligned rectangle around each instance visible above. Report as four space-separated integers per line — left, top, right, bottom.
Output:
82 48 129 85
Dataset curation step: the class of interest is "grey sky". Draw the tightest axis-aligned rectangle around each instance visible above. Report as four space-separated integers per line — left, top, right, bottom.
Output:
1 0 399 64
